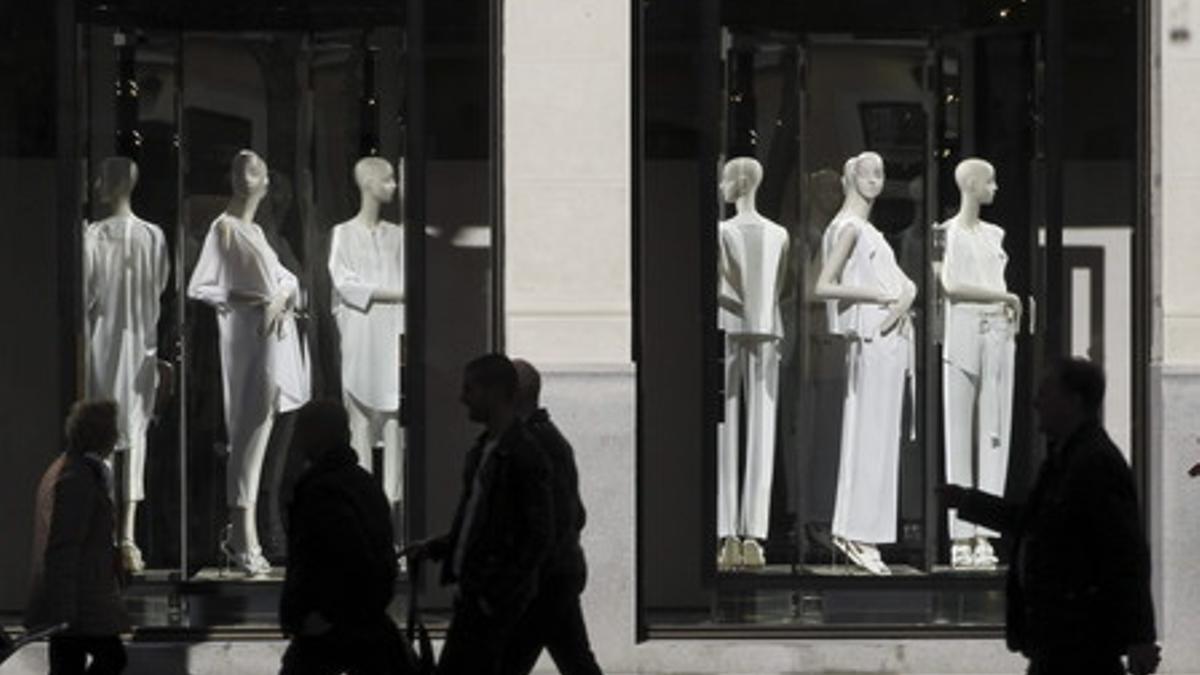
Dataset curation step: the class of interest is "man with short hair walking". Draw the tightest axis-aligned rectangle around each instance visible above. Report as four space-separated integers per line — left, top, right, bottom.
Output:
942 358 1160 675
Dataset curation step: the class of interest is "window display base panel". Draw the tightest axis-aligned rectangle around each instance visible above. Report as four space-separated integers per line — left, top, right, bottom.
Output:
645 588 1005 638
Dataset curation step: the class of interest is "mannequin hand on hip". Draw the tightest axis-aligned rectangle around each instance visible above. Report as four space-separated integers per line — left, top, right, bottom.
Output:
1003 292 1023 330
263 292 291 337
879 282 916 336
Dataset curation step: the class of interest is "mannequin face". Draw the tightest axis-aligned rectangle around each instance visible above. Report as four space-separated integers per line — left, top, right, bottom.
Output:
368 166 398 204
969 168 998 205
851 156 884 201
233 153 270 198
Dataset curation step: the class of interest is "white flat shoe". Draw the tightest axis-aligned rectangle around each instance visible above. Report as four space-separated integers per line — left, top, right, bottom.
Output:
951 540 975 569
717 536 743 571
972 538 998 570
741 539 766 568
119 541 145 574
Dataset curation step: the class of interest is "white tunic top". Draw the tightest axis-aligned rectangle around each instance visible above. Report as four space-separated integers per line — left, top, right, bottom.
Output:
717 215 790 339
821 215 910 339
84 215 170 447
329 218 405 411
941 218 1009 374
187 215 310 427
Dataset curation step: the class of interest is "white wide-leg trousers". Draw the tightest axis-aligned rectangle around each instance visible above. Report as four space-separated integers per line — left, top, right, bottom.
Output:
718 335 781 540
345 391 405 504
831 330 909 544
944 315 1015 540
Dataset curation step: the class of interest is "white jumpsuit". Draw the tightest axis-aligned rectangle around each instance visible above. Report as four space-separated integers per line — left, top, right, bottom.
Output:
187 215 311 507
717 215 789 540
328 218 405 503
941 218 1015 540
84 215 170 503
823 215 914 544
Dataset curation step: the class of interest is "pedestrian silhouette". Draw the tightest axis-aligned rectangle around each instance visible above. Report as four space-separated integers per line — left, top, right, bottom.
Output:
26 400 131 675
500 359 603 675
940 358 1160 675
278 400 413 675
417 354 554 675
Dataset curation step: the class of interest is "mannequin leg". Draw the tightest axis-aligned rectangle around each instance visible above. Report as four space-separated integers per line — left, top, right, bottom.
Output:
227 413 274 553
382 410 404 507
943 361 980 541
741 339 780 540
974 322 1016 539
345 392 374 473
718 336 745 540
119 428 148 543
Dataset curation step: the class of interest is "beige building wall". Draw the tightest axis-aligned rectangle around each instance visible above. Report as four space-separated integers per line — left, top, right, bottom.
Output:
503 0 631 367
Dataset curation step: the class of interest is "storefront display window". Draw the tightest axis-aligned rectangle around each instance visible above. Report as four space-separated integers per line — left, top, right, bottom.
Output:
55 0 501 631
636 0 1145 635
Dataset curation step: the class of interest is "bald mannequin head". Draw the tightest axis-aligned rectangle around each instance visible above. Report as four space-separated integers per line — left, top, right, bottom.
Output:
720 157 763 203
354 157 397 205
841 151 884 202
954 158 997 205
230 149 269 198
512 358 542 420
95 156 138 204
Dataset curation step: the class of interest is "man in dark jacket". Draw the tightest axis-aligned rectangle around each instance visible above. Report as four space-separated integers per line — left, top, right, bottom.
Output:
942 358 1160 675
26 400 130 675
278 400 409 675
423 354 554 675
500 359 602 675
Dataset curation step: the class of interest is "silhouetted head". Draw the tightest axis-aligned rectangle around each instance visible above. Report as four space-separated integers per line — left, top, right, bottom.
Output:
94 157 139 204
64 400 119 458
354 156 397 205
292 400 352 463
512 358 542 420
720 157 763 203
954 158 998 206
1035 357 1106 440
460 353 518 426
841 151 885 201
230 150 269 199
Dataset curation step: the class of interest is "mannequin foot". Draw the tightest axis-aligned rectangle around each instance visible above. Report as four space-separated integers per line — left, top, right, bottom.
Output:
219 524 271 577
119 540 145 574
716 536 743 571
741 538 766 568
972 537 998 570
950 539 975 569
833 536 891 576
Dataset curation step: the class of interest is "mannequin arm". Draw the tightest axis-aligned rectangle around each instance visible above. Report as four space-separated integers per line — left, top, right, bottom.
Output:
327 228 390 310
813 224 894 304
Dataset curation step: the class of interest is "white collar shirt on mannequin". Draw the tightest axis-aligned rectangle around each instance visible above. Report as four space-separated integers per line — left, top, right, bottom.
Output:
188 212 311 413
329 217 405 412
84 212 170 449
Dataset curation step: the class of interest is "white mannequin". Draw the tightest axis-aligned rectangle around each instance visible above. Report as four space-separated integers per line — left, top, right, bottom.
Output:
84 157 169 573
940 158 1022 569
188 150 310 575
715 157 790 570
329 157 406 515
814 151 916 576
